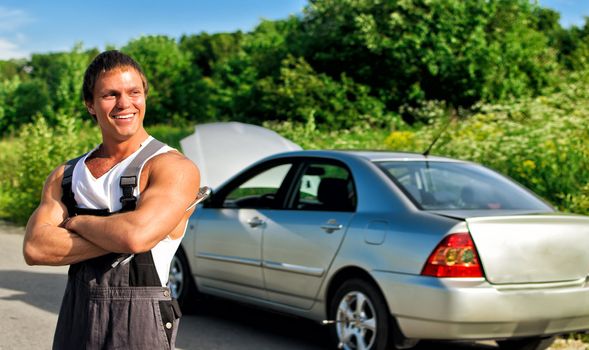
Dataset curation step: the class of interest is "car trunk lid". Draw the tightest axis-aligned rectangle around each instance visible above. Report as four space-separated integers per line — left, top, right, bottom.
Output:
466 214 589 284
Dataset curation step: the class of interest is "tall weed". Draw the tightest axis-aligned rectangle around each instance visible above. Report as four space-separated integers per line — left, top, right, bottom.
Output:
0 115 100 224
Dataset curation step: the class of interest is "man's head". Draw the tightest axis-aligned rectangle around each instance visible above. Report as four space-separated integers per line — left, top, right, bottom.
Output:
82 50 149 104
83 51 149 142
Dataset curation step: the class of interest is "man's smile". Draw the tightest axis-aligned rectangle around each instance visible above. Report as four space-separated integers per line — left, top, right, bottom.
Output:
111 113 135 120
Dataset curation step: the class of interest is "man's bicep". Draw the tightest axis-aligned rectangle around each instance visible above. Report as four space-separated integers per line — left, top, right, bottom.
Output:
135 156 200 228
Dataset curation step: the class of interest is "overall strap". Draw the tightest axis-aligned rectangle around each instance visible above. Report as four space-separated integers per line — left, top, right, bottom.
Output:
119 139 166 212
61 154 86 217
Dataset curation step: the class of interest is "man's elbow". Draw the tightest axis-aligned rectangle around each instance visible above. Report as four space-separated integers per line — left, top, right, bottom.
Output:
120 229 156 254
23 244 43 265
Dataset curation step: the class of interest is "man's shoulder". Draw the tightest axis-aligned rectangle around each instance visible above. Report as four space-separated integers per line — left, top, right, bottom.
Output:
145 150 199 178
151 150 197 169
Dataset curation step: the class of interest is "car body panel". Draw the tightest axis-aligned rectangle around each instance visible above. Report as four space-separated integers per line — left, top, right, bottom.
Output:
191 208 266 299
377 270 589 339
467 214 589 284
262 210 353 309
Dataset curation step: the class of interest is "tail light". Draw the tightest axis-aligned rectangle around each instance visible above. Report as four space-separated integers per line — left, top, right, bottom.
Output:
421 232 484 278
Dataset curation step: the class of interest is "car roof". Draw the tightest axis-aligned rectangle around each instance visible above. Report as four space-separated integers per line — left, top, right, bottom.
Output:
266 149 465 163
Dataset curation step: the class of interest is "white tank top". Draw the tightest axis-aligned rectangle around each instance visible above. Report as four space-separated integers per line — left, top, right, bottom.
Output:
71 136 184 286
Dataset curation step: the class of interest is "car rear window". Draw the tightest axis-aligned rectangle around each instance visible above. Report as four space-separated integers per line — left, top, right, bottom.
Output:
377 161 552 211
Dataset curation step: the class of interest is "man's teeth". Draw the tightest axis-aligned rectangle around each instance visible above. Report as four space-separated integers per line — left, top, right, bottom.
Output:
112 114 134 119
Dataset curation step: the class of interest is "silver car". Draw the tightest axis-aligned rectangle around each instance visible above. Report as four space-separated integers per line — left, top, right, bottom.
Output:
169 150 589 350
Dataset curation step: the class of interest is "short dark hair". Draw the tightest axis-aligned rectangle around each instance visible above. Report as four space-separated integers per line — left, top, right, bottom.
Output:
82 50 149 102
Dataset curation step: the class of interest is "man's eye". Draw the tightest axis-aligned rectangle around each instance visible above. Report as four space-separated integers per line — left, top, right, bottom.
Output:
103 93 116 99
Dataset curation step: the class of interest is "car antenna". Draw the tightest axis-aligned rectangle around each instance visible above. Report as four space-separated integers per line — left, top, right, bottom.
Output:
422 109 456 157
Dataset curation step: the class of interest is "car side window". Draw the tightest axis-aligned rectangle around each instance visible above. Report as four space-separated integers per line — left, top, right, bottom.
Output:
222 163 293 209
292 163 356 212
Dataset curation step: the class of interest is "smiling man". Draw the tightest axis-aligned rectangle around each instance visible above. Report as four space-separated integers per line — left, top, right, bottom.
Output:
23 50 200 349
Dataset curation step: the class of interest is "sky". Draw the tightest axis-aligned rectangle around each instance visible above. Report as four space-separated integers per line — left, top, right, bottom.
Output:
0 0 587 60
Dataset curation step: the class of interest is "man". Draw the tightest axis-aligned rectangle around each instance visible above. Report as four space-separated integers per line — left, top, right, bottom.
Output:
23 50 200 349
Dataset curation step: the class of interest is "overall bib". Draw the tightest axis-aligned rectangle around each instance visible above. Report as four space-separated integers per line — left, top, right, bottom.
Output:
53 139 181 350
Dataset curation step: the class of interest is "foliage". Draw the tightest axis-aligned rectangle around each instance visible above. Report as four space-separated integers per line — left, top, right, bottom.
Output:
206 52 259 121
255 55 392 129
299 0 558 121
0 116 100 224
146 124 193 150
12 79 52 126
179 32 244 77
264 119 392 150
242 17 303 78
29 44 92 120
0 58 27 80
0 76 21 134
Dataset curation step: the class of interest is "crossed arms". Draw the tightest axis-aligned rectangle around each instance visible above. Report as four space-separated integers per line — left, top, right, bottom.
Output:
23 152 200 266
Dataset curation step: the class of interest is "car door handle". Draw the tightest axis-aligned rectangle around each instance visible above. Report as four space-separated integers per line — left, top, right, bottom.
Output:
247 217 265 228
320 223 343 234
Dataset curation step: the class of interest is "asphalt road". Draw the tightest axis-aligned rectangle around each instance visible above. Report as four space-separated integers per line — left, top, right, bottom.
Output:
0 221 578 350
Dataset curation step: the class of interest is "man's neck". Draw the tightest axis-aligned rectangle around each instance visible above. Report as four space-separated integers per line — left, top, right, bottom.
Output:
97 129 150 161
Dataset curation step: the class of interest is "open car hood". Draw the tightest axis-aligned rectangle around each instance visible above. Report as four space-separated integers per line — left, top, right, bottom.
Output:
180 122 301 189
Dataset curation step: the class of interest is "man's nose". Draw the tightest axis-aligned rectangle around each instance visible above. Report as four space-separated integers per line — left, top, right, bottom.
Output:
116 93 131 109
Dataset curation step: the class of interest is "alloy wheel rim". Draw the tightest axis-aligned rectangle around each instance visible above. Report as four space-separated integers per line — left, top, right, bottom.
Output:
168 255 184 299
335 290 377 350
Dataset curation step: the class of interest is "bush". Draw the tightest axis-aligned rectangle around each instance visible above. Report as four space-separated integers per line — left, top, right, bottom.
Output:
0 115 100 224
146 124 194 150
264 119 393 150
257 56 392 129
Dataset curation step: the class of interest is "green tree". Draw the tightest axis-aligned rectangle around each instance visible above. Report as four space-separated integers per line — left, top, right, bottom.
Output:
179 32 244 77
299 0 558 122
12 79 52 126
255 55 389 129
29 44 90 122
0 76 21 134
242 17 303 78
0 59 27 80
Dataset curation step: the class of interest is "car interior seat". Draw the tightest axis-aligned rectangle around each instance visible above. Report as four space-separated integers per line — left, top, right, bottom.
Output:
317 178 353 211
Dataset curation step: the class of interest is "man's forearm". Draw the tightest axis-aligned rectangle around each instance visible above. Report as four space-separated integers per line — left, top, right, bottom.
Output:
65 213 143 254
24 224 109 266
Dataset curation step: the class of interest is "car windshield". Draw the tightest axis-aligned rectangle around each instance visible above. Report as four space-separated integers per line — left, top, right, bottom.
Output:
377 161 552 211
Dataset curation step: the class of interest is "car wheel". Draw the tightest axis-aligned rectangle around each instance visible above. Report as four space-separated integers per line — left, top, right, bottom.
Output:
497 336 556 350
329 279 393 350
168 247 199 313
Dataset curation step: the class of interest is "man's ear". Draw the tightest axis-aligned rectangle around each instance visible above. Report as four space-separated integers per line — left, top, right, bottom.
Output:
85 100 96 116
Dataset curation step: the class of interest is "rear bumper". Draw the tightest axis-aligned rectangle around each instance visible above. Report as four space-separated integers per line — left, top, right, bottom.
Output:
373 270 589 340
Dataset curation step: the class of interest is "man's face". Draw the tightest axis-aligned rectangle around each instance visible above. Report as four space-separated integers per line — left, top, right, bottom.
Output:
86 67 146 141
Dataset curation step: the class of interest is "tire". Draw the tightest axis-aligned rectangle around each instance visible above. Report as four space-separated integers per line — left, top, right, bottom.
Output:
329 279 394 350
168 247 199 314
497 336 556 350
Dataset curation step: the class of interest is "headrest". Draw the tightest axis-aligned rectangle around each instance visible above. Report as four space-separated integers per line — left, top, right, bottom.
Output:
317 178 352 211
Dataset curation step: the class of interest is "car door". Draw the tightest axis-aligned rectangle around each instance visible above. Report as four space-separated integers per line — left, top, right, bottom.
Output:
193 160 297 300
262 160 356 309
